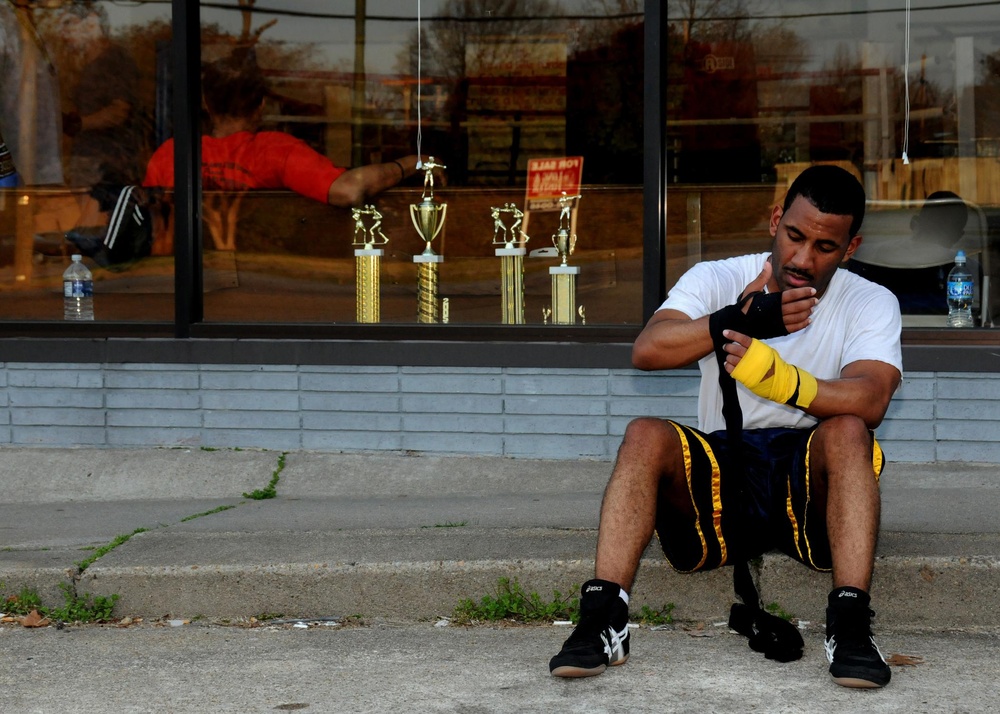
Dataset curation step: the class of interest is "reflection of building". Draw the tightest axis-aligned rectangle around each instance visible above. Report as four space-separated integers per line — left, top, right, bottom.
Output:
677 39 760 183
464 36 568 185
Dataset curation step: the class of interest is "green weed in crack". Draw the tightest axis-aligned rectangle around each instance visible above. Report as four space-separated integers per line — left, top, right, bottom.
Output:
243 452 287 500
75 528 149 571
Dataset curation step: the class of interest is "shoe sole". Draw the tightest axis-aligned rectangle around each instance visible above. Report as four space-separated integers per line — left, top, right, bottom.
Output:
550 655 629 678
831 675 888 689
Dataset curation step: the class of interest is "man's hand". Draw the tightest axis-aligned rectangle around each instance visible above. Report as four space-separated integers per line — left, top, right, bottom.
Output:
721 330 757 376
721 329 818 409
740 259 817 335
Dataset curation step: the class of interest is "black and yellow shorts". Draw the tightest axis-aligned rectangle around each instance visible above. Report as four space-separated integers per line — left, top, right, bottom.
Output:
655 421 884 573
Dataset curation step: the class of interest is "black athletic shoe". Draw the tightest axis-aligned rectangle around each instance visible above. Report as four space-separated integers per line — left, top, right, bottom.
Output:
549 579 630 678
825 587 891 688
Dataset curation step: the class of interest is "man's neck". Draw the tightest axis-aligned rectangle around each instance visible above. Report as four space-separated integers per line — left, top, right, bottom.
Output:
209 116 257 138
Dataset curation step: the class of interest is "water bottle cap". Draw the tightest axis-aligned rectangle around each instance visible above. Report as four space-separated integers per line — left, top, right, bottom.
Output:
71 254 82 262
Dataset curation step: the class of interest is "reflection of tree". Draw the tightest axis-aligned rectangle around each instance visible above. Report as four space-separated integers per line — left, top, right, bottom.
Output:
567 4 643 183
394 0 643 185
407 0 559 83
668 0 752 43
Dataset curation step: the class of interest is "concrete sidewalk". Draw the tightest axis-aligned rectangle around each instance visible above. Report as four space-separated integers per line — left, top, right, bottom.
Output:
1 447 999 629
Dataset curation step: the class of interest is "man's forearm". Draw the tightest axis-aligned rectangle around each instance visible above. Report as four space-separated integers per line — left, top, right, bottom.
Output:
632 314 715 371
803 369 899 430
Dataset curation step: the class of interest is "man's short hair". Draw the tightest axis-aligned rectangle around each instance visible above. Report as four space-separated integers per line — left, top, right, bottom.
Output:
202 49 267 120
915 190 968 240
59 1 110 35
783 165 867 237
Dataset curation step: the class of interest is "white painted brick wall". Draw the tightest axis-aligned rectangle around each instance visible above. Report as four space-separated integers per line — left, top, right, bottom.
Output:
0 363 994 462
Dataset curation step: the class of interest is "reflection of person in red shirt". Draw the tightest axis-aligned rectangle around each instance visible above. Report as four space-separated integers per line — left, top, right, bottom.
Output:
143 50 426 207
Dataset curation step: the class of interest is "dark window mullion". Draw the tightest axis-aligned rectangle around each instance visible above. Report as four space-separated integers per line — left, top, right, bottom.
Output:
643 4 666 324
172 0 203 337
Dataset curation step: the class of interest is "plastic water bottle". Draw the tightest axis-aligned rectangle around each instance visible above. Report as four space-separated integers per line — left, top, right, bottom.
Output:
63 255 94 321
946 250 974 328
0 132 18 188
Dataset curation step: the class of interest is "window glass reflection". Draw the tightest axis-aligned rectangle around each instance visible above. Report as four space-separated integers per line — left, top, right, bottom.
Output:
667 0 1000 328
183 1 644 326
0 0 170 322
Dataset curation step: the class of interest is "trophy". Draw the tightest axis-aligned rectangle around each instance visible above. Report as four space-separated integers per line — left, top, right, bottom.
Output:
545 192 585 325
410 157 447 323
491 203 529 325
352 204 389 323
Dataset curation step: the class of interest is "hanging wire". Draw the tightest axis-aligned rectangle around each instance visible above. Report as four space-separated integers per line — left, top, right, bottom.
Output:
902 0 911 164
415 0 423 169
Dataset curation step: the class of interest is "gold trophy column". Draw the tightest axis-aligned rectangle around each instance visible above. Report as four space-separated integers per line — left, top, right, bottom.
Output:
549 264 581 324
355 248 382 323
497 249 526 324
413 254 443 323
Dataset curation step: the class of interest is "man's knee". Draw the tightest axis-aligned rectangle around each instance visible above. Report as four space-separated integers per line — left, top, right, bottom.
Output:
623 417 677 446
813 415 873 452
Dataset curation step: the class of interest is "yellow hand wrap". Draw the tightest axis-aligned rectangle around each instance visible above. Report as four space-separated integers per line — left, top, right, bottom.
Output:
730 338 818 409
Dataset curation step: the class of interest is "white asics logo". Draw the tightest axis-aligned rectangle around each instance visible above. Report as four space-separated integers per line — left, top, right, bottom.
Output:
585 585 603 593
837 591 858 598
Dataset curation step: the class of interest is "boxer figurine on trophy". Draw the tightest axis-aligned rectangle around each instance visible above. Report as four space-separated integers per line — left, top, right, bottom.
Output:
491 203 529 324
410 157 448 323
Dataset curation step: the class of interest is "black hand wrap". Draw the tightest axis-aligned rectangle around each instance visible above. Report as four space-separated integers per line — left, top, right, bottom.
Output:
709 289 803 663
708 290 788 350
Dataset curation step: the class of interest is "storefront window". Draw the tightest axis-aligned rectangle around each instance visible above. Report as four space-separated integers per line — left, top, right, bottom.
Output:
667 0 999 329
0 1 644 329
191 1 644 327
0 0 171 322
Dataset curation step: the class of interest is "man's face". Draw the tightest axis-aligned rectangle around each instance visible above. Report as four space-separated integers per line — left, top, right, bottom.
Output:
767 195 862 298
60 14 103 52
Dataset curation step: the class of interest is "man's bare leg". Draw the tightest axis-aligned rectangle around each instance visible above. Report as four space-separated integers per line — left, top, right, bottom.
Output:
595 417 689 591
550 417 688 678
809 414 880 590
809 414 891 688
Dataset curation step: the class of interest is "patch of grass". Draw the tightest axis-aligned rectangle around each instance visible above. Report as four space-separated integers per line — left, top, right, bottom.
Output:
49 584 118 623
254 612 285 622
635 602 675 626
3 585 118 623
243 452 287 500
199 446 219 452
452 577 579 625
76 528 150 570
179 504 237 522
422 520 468 528
766 601 794 621
3 587 43 616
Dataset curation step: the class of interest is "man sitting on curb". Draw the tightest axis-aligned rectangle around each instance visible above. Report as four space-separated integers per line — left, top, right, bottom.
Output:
549 165 902 689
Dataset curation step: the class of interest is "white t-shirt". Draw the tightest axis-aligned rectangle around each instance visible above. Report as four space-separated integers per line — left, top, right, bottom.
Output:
659 252 903 433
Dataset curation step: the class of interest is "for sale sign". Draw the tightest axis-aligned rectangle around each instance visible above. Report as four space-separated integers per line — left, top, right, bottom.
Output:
525 156 584 211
